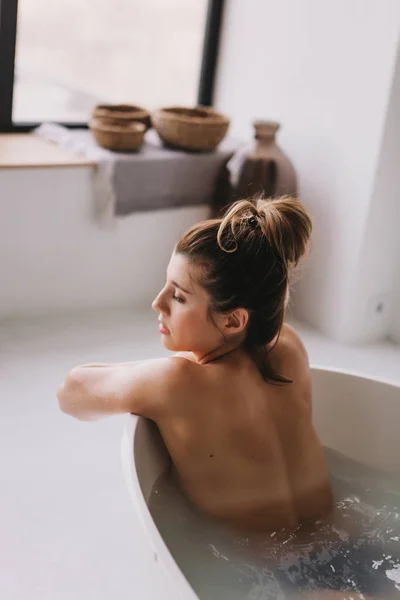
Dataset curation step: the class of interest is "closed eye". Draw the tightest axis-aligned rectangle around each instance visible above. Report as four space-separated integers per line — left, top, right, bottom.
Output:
172 294 185 303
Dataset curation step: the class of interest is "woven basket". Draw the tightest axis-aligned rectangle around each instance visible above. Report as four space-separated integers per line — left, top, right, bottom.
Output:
90 119 145 152
92 104 151 130
152 106 230 152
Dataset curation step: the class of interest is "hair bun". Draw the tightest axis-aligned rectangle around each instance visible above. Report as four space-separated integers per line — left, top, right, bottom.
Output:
217 195 312 266
217 199 259 253
256 196 312 266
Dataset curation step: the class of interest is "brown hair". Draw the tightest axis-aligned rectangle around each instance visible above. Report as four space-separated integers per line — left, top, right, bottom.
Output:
176 196 312 383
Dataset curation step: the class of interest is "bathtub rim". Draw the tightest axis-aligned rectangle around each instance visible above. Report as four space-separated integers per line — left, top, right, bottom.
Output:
310 363 400 389
121 414 198 600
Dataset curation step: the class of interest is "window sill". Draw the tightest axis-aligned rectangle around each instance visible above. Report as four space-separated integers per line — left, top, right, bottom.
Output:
0 134 96 169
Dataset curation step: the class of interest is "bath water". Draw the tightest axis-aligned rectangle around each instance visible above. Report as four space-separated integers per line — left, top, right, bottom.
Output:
149 448 400 599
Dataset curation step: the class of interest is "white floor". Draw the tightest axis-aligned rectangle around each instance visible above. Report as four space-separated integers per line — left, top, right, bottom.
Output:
1 307 399 600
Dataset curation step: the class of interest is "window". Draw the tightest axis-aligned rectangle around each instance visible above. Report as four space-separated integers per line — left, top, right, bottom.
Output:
0 0 224 132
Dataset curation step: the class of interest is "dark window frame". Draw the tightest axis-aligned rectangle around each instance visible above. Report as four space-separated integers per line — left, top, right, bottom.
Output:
0 0 224 133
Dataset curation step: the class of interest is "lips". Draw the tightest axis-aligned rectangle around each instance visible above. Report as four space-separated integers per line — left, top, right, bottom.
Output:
158 323 170 335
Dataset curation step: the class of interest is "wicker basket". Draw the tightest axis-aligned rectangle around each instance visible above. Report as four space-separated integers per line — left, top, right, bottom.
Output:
92 104 151 130
152 106 230 152
90 119 145 152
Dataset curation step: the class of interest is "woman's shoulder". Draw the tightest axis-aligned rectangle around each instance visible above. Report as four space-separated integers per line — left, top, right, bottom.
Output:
268 323 310 382
279 323 309 358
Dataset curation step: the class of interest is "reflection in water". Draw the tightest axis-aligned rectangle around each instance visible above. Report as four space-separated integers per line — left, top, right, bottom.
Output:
149 448 400 599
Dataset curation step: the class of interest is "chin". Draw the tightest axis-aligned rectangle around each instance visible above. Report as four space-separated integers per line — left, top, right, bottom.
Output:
162 336 195 354
161 336 179 352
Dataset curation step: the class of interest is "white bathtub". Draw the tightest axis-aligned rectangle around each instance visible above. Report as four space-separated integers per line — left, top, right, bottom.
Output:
121 367 400 599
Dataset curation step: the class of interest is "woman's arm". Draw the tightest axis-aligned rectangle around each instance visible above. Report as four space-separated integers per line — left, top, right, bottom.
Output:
57 357 190 421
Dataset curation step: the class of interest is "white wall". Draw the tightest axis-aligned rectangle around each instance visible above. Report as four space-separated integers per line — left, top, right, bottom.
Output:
215 0 400 342
346 42 400 342
0 167 208 319
392 272 400 343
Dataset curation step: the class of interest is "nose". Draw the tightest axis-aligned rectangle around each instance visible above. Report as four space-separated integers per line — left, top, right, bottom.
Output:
151 295 160 313
152 289 168 314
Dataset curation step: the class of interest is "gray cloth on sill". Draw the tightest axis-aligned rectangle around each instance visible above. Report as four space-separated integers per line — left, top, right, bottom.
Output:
33 125 241 227
113 140 236 215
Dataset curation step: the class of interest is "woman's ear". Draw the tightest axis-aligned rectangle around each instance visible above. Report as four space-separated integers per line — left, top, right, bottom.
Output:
223 308 249 337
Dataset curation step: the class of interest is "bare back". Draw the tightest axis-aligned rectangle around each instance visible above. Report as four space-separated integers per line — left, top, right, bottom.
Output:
155 324 333 531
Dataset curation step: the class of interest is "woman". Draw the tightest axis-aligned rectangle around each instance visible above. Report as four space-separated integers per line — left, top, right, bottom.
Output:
58 196 333 532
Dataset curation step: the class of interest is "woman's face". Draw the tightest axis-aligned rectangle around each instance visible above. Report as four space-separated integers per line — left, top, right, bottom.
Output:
152 252 222 355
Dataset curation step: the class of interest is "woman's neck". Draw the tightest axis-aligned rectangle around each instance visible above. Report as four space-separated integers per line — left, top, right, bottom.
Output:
195 339 245 365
